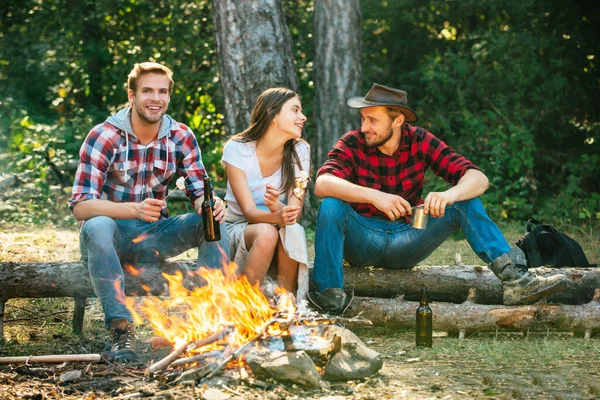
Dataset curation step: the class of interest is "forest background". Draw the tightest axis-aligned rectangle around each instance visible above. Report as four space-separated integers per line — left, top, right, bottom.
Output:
0 0 599 230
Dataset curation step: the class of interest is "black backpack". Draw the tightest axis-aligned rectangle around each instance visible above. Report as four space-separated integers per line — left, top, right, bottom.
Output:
516 219 593 268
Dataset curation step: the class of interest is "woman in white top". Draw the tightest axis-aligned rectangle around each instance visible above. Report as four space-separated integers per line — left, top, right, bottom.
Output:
221 88 311 299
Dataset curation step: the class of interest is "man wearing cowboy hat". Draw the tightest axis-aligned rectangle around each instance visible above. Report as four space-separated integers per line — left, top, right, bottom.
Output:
309 83 569 314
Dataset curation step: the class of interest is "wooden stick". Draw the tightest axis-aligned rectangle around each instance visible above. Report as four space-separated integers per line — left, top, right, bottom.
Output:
204 332 236 380
299 316 374 326
146 327 232 374
0 354 102 365
169 350 222 368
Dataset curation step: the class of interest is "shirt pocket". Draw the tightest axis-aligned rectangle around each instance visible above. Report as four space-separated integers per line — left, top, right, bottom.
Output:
113 160 139 186
150 159 177 189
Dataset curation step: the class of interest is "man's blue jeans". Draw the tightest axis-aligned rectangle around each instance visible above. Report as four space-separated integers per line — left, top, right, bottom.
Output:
79 213 229 328
312 197 510 292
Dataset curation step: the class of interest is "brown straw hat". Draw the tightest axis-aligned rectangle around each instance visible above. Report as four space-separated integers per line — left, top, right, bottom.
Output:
347 83 418 122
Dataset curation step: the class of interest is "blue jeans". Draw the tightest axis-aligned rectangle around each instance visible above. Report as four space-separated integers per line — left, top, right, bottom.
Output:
312 197 510 292
79 213 229 328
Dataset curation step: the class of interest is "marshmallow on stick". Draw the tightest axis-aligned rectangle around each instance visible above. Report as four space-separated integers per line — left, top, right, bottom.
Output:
164 176 186 199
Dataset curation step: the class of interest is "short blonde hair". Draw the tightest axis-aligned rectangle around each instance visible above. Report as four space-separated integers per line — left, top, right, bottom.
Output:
127 62 174 94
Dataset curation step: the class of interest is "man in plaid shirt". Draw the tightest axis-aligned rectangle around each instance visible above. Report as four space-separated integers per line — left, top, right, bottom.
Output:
69 62 229 361
309 83 568 314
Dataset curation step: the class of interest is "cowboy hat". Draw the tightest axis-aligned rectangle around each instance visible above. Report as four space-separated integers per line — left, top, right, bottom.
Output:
347 83 418 122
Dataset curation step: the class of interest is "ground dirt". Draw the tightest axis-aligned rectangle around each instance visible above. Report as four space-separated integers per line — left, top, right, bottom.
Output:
1 225 599 399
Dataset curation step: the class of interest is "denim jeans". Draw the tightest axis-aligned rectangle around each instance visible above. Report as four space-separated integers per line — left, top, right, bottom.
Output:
312 197 510 292
79 213 229 328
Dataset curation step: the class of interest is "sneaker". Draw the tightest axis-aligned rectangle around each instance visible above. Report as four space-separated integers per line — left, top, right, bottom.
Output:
502 273 570 306
307 288 354 315
109 321 138 362
490 248 570 305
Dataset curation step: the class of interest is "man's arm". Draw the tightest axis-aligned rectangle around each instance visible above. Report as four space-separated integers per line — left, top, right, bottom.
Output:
314 173 412 221
72 198 166 222
423 169 489 218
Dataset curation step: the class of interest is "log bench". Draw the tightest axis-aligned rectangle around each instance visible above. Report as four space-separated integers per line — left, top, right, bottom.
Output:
1 261 599 340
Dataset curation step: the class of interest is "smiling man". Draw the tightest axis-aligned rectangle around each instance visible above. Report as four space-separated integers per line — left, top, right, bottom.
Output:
309 83 569 314
68 62 229 362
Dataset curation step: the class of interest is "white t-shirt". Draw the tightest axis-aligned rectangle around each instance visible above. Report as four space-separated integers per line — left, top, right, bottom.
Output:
221 140 311 215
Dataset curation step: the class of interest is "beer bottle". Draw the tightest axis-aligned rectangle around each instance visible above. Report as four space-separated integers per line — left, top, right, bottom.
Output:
416 287 433 347
202 176 221 242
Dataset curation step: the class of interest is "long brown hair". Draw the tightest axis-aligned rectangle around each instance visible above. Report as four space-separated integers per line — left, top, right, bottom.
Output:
230 87 309 195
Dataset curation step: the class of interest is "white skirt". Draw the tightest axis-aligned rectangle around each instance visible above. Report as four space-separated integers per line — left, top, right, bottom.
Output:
226 210 309 302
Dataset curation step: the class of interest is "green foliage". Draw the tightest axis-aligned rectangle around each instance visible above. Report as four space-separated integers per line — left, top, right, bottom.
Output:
362 0 600 222
0 0 598 226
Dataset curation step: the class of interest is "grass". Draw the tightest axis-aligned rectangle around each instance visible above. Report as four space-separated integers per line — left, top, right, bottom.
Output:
0 220 599 399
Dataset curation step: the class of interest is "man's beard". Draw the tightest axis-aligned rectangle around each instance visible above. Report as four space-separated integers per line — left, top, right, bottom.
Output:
365 126 394 148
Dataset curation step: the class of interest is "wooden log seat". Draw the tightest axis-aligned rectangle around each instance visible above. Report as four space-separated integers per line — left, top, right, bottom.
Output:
1 261 598 339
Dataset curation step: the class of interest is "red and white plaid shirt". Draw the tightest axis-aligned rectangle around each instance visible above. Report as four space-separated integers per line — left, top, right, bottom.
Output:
69 109 207 217
317 124 479 219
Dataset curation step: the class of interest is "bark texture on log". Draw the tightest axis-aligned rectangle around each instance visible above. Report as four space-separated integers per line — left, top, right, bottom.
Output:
2 262 598 305
212 0 298 136
346 289 600 334
0 260 199 300
342 264 600 305
313 0 363 166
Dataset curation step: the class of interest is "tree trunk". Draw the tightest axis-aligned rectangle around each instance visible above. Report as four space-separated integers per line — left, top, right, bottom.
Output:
212 0 298 135
313 0 363 167
321 264 600 305
345 289 600 335
2 262 597 304
0 260 200 300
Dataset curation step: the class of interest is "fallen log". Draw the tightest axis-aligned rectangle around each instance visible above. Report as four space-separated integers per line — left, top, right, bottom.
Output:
1 261 598 339
345 289 600 335
3 261 597 304
343 264 600 304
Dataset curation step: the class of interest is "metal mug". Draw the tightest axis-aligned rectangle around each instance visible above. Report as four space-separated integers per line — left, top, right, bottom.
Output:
411 205 429 230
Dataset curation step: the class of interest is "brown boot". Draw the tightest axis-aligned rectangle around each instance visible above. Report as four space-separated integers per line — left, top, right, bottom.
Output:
109 320 138 362
489 248 570 305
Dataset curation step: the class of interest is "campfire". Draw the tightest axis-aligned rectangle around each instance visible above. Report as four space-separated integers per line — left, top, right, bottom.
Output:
126 263 383 387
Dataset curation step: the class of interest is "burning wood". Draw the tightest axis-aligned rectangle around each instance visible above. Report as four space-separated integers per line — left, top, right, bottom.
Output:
127 264 381 386
146 326 234 374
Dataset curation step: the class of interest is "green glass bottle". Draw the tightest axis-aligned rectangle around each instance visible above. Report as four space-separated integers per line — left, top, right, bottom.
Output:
202 176 221 242
416 287 433 347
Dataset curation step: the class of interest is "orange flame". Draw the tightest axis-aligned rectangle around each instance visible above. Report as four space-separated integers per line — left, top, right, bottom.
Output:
132 233 148 244
123 264 144 276
132 262 289 350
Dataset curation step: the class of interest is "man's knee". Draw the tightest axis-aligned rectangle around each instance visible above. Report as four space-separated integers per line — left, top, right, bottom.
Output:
317 197 350 224
81 216 117 242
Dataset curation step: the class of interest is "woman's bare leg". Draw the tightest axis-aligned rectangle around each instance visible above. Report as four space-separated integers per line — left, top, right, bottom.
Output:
275 238 299 294
242 223 279 286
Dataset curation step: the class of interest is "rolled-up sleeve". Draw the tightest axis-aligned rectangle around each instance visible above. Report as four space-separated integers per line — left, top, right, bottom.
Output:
68 127 115 210
317 134 356 181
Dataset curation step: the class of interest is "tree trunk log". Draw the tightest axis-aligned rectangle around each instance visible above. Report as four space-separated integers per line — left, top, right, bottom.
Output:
345 289 600 334
212 0 298 136
342 264 600 305
1 262 598 304
313 0 363 166
0 260 201 300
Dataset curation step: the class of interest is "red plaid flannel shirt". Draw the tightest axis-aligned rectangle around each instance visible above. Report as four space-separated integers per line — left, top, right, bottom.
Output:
69 114 207 216
317 124 479 219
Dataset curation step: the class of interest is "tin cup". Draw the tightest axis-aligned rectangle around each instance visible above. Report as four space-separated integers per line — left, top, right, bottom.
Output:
411 205 429 230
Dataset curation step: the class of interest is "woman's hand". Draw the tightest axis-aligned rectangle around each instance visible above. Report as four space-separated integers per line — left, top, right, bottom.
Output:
264 184 282 212
279 205 301 226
